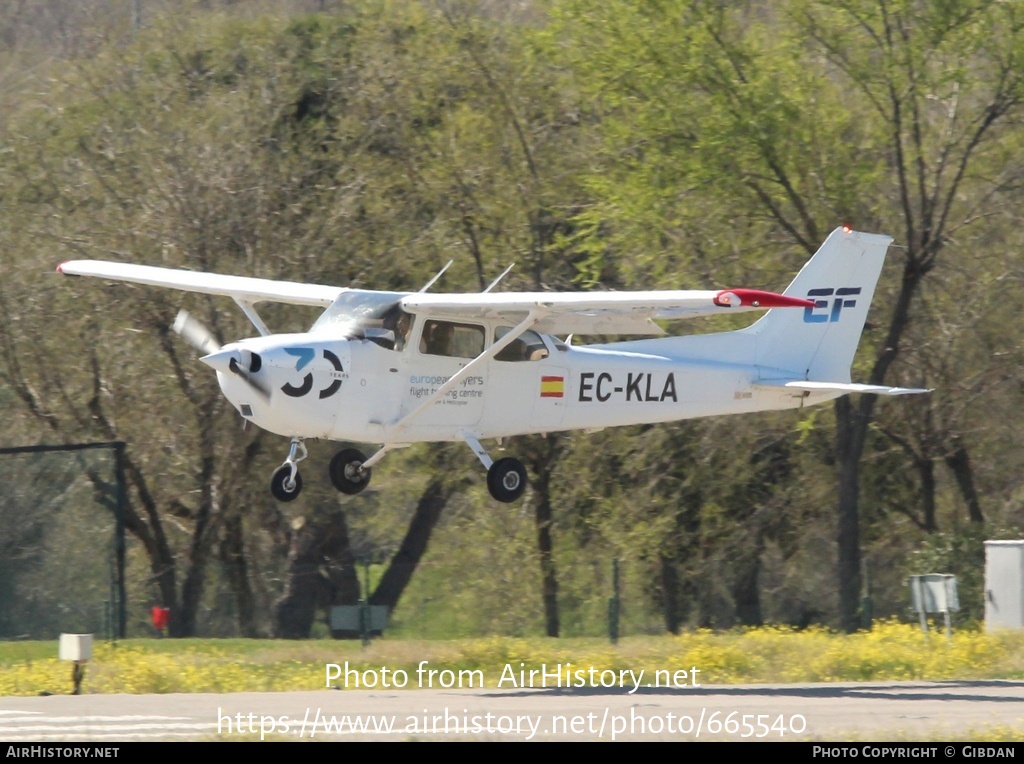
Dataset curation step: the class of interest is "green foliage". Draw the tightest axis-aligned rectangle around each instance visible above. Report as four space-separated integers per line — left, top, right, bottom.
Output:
2 0 1024 641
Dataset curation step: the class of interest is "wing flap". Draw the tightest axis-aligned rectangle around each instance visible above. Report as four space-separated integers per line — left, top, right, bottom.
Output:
57 260 342 307
534 314 667 336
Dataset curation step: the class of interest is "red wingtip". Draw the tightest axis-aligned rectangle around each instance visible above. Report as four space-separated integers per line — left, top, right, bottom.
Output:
56 261 66 274
715 289 816 309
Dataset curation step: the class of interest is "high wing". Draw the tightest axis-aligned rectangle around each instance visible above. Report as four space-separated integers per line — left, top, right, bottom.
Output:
57 260 343 307
57 260 812 336
401 288 813 336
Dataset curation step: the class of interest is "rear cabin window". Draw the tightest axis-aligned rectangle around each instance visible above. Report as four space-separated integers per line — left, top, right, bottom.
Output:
494 327 550 362
420 320 485 358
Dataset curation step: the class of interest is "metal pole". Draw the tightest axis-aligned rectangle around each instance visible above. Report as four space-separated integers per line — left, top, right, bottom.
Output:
917 578 928 635
608 558 620 644
361 559 371 648
114 442 127 639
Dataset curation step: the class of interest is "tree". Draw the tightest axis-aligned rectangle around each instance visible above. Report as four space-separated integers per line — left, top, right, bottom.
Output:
1 3 598 637
797 0 1024 630
0 11 389 635
550 0 1024 630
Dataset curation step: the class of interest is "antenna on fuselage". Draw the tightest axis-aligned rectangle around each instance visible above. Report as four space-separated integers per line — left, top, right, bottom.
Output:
418 260 453 292
482 264 515 293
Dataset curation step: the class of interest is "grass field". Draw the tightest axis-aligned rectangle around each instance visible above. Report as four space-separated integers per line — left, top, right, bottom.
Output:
3 620 1024 697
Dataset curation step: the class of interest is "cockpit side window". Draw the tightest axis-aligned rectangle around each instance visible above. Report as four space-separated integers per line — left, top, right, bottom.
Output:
494 327 550 362
420 320 484 358
381 307 415 351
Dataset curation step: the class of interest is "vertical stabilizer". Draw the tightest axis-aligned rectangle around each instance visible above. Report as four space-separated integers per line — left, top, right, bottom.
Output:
745 227 894 383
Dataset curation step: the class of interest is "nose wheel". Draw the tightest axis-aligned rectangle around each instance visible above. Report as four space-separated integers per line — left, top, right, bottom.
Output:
270 465 303 502
270 438 307 502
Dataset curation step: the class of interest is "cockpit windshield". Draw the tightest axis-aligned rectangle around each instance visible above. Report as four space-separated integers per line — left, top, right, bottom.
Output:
310 289 416 350
310 289 408 340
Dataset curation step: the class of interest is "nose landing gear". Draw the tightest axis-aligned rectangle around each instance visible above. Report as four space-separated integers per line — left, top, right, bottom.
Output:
270 438 307 502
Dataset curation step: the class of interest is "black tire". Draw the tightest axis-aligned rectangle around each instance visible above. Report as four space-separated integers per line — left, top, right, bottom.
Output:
329 448 371 495
487 457 527 503
270 465 302 502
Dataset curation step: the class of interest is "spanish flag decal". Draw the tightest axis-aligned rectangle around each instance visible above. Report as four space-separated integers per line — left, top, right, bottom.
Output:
540 375 564 398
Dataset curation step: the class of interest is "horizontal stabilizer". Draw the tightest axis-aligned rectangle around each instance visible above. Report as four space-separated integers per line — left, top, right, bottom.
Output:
756 380 932 396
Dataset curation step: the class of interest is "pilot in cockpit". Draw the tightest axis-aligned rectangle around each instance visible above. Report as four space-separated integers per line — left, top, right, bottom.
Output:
393 312 412 351
379 307 414 351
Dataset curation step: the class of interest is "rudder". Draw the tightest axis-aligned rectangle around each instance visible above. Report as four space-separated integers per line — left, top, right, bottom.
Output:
745 227 894 384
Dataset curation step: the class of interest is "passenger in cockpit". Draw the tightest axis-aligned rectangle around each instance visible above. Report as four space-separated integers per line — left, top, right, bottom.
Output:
424 322 454 356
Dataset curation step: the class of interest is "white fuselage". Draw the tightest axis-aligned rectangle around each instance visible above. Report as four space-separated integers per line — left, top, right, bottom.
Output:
213 320 835 447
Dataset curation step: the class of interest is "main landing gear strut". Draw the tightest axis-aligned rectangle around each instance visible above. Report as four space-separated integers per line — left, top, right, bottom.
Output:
465 437 527 503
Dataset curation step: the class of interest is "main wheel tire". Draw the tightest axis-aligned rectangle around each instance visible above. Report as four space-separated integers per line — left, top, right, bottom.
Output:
487 457 527 503
270 465 303 502
329 448 371 495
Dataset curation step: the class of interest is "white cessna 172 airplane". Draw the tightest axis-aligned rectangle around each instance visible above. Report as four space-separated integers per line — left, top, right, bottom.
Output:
57 226 926 503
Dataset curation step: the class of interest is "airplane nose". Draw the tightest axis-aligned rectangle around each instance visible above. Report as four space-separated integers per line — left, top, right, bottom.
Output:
202 348 271 400
200 348 239 374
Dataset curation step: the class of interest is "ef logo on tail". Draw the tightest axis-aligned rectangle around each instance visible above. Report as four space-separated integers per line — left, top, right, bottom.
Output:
804 287 861 323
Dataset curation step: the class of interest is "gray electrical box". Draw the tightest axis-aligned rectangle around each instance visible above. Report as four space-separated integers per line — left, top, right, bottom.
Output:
909 574 959 637
909 574 959 614
985 540 1024 631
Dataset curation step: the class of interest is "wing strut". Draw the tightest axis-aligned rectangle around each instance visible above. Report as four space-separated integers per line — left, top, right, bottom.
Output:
233 298 272 336
387 308 545 436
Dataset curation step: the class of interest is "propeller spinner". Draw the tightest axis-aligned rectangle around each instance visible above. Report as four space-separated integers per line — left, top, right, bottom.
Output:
173 310 270 400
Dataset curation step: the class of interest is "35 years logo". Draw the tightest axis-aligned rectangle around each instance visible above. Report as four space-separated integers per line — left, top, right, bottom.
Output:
281 347 346 399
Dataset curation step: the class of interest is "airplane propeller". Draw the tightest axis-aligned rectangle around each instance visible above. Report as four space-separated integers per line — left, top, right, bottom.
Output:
172 309 220 355
173 310 270 400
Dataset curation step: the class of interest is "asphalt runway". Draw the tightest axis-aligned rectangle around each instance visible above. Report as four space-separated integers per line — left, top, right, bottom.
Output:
2 681 1024 741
